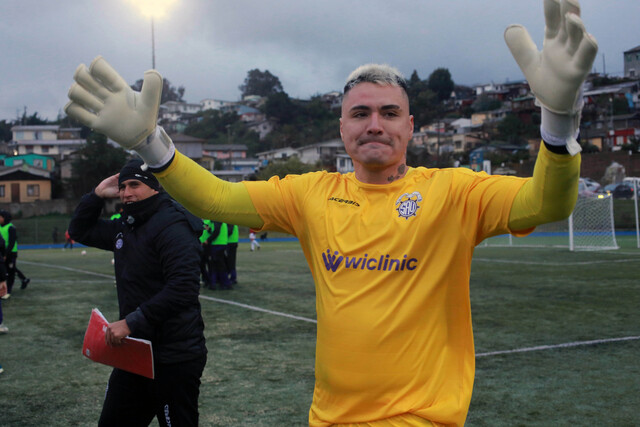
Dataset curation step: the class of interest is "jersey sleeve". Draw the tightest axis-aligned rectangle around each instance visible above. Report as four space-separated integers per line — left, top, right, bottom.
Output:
451 171 528 245
508 143 581 232
153 151 263 228
242 172 323 235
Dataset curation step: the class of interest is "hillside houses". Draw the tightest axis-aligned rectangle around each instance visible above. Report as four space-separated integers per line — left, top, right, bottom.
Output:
1 45 639 208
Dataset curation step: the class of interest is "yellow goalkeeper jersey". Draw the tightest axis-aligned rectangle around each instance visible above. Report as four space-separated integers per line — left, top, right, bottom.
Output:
244 166 528 426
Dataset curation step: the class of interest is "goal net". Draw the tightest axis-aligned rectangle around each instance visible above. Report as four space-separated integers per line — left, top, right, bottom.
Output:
481 194 619 251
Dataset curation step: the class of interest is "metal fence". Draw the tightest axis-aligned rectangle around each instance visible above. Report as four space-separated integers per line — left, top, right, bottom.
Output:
12 215 74 246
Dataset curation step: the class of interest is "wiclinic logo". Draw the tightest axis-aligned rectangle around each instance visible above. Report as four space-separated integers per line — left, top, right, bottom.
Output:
322 249 418 273
395 191 422 220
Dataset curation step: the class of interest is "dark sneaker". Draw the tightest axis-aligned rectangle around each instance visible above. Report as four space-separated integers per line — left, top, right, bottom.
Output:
21 278 30 289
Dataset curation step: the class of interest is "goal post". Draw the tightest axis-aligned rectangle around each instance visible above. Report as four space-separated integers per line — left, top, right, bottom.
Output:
568 195 618 251
622 177 640 249
482 194 619 251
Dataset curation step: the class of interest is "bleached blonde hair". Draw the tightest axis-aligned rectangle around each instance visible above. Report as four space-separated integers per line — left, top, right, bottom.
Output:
343 64 408 95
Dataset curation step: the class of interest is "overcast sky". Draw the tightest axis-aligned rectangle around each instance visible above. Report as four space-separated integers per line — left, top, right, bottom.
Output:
2 0 639 122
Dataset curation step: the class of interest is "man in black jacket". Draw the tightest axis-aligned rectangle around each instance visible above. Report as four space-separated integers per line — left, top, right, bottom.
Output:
69 159 207 427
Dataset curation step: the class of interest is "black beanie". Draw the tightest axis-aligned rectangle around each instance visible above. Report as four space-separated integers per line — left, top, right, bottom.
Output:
118 159 160 191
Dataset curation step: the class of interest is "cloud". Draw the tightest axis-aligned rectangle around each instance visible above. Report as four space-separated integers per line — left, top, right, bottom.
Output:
2 0 638 121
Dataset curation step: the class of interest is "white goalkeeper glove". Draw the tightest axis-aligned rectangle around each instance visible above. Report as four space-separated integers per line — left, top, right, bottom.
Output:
504 0 598 155
64 56 175 168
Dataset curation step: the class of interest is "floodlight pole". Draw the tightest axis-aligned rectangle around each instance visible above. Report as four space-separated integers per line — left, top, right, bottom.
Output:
151 16 156 69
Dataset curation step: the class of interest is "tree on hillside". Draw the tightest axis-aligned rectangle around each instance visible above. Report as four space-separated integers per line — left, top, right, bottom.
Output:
264 92 296 123
131 78 185 104
427 68 455 102
239 69 284 98
405 70 440 128
407 70 428 100
15 109 49 126
183 110 261 156
185 109 240 140
0 120 12 142
497 114 538 144
472 94 502 112
67 132 128 197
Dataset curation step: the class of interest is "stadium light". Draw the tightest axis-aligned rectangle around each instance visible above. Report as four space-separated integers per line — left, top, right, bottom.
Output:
127 0 178 69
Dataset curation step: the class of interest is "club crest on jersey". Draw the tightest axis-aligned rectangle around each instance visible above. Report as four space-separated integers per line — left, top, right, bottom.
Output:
395 191 422 220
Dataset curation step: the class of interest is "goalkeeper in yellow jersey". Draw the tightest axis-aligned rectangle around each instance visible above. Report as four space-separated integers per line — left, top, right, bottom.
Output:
64 1 597 424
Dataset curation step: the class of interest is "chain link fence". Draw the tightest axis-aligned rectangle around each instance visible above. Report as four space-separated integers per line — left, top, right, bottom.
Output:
12 215 74 246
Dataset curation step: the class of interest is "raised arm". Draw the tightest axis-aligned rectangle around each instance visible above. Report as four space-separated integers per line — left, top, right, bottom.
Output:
505 0 597 231
64 57 263 228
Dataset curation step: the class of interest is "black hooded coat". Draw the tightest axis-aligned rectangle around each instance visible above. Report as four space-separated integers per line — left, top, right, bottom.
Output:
69 192 206 363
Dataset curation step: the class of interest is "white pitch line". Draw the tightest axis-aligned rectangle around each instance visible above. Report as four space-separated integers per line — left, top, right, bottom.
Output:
476 336 640 358
20 260 115 279
199 294 317 324
24 259 637 358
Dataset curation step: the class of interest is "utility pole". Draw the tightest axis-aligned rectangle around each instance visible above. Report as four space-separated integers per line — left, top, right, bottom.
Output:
151 17 156 69
609 97 614 151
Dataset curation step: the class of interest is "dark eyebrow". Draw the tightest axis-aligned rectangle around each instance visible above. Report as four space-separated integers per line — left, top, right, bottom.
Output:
349 105 372 112
381 104 402 111
349 104 402 112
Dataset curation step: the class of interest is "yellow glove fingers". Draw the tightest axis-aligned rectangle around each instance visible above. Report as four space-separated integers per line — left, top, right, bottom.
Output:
68 83 104 113
89 56 128 93
64 101 98 128
73 64 111 101
504 25 539 73
139 70 163 110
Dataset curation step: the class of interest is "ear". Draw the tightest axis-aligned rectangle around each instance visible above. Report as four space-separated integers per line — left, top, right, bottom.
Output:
408 115 415 138
339 117 344 140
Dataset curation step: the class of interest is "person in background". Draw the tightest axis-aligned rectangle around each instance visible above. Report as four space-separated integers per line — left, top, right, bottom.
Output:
199 219 212 288
226 224 239 285
249 228 260 252
64 229 74 250
0 235 8 333
207 222 232 290
68 159 207 426
0 210 30 297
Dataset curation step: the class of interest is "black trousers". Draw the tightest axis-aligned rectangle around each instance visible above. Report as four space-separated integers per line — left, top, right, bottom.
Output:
225 243 238 283
200 244 211 286
6 252 26 294
98 354 206 427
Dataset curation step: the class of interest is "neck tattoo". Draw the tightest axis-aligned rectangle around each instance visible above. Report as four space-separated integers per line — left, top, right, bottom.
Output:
387 164 406 182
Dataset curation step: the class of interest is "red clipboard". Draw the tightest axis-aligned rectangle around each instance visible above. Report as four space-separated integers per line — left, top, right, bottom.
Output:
82 308 155 379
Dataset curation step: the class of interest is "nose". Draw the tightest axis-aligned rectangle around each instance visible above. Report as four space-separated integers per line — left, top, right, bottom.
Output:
122 186 133 199
366 112 383 135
